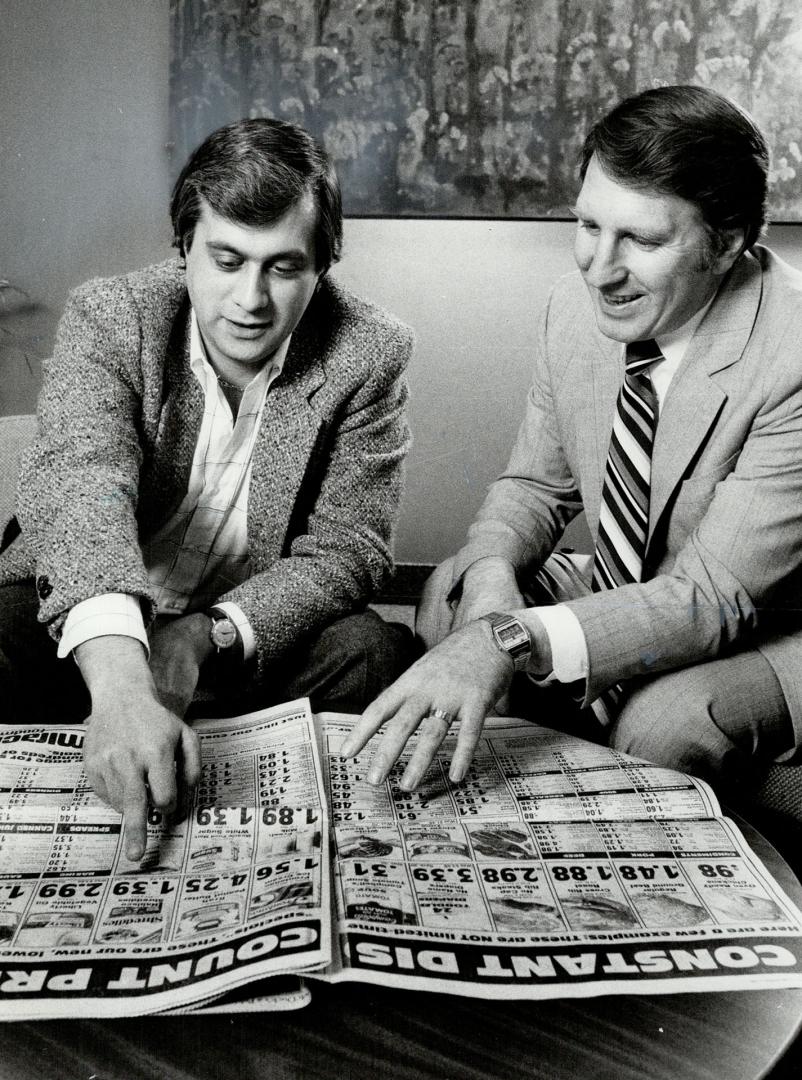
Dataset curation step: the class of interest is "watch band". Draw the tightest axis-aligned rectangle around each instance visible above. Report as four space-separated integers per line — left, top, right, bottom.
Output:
479 611 532 671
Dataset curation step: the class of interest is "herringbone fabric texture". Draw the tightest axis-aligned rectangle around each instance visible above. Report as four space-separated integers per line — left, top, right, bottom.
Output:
591 339 662 724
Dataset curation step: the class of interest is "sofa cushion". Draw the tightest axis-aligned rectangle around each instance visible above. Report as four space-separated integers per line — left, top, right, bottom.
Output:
0 414 35 536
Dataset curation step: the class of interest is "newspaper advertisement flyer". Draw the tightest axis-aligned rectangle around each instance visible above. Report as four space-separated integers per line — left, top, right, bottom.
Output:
315 714 802 999
0 700 328 1019
1 702 801 1017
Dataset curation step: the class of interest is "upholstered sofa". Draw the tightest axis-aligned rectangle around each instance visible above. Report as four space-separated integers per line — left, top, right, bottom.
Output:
0 414 34 546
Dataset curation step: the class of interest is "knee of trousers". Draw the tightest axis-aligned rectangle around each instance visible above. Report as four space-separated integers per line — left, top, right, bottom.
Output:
314 610 419 675
608 667 737 776
415 557 457 650
279 610 419 713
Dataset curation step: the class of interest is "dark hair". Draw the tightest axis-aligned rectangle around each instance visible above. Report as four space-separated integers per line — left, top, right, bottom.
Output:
580 85 769 253
170 117 342 272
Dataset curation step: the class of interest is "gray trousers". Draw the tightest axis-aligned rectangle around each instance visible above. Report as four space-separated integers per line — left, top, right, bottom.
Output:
0 580 418 724
416 554 794 786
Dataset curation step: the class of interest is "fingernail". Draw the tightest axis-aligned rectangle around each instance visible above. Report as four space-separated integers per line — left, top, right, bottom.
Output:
449 765 466 783
367 766 384 785
399 771 418 791
340 741 355 757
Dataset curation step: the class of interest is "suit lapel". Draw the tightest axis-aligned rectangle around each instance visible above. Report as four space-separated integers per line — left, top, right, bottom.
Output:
248 324 327 561
140 295 205 529
648 252 763 541
161 307 204 480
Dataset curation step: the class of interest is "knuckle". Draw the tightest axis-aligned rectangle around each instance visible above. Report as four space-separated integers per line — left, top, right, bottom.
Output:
124 795 148 818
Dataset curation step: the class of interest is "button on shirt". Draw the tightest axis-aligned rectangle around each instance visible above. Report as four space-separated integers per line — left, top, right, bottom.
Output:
58 312 288 660
535 298 715 683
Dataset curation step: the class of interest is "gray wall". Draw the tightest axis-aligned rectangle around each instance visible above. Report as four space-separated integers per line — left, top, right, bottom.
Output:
3 0 801 563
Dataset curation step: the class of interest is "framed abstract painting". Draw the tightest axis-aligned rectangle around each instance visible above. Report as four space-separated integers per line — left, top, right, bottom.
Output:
170 0 802 219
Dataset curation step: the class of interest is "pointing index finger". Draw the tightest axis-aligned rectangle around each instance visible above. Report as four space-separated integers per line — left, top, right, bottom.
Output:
122 783 149 862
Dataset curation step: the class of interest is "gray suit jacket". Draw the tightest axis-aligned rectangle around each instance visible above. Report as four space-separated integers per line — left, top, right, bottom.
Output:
454 247 802 736
0 259 412 679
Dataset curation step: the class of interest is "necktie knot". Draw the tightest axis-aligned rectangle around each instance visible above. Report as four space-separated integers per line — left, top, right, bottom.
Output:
625 338 663 376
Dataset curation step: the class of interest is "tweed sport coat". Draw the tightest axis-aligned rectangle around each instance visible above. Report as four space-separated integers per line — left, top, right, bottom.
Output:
0 259 412 679
453 246 802 741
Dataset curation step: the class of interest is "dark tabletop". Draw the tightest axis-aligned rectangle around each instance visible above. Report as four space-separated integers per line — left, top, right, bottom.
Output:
1 822 799 1080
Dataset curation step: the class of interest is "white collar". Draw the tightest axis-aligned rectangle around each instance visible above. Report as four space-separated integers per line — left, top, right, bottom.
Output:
654 291 717 368
188 310 291 392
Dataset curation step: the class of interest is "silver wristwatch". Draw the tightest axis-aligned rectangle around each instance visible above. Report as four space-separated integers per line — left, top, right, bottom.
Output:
480 611 532 671
208 609 240 653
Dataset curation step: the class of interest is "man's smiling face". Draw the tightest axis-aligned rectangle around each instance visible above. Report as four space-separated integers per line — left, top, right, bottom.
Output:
573 155 742 343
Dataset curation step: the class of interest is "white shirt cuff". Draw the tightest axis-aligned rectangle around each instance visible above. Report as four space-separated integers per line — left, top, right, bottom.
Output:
211 601 256 662
57 594 149 659
530 604 589 684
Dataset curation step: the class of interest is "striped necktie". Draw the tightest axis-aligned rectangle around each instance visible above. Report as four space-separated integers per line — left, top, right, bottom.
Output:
591 338 662 723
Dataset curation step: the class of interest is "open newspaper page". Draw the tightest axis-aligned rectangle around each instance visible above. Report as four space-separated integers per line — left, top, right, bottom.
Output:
0 699 327 1019
314 713 802 999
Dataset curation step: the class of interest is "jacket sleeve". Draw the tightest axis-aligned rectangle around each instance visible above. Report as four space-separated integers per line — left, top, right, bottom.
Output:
16 279 155 636
219 327 413 677
451 292 584 589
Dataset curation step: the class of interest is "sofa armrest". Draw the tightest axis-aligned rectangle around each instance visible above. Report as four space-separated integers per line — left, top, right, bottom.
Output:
0 414 35 540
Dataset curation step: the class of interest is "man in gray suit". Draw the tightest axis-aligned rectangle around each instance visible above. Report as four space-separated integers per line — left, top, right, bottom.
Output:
345 85 802 794
0 118 415 857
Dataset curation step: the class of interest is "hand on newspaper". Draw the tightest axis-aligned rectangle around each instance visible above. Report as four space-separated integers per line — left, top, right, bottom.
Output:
341 620 513 790
76 635 202 861
448 557 525 716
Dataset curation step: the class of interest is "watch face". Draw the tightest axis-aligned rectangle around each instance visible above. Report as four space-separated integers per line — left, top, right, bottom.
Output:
489 615 531 669
210 618 238 650
496 622 528 650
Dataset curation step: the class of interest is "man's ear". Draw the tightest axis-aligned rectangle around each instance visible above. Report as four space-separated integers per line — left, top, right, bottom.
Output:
714 227 747 273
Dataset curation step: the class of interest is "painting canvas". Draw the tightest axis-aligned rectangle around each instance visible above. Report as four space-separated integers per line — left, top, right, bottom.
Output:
170 0 802 219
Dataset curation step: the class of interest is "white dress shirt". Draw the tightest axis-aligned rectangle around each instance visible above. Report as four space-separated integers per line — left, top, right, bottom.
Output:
535 298 714 682
58 312 288 660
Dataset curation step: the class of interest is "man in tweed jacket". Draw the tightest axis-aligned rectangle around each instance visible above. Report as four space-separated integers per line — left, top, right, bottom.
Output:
0 118 414 858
